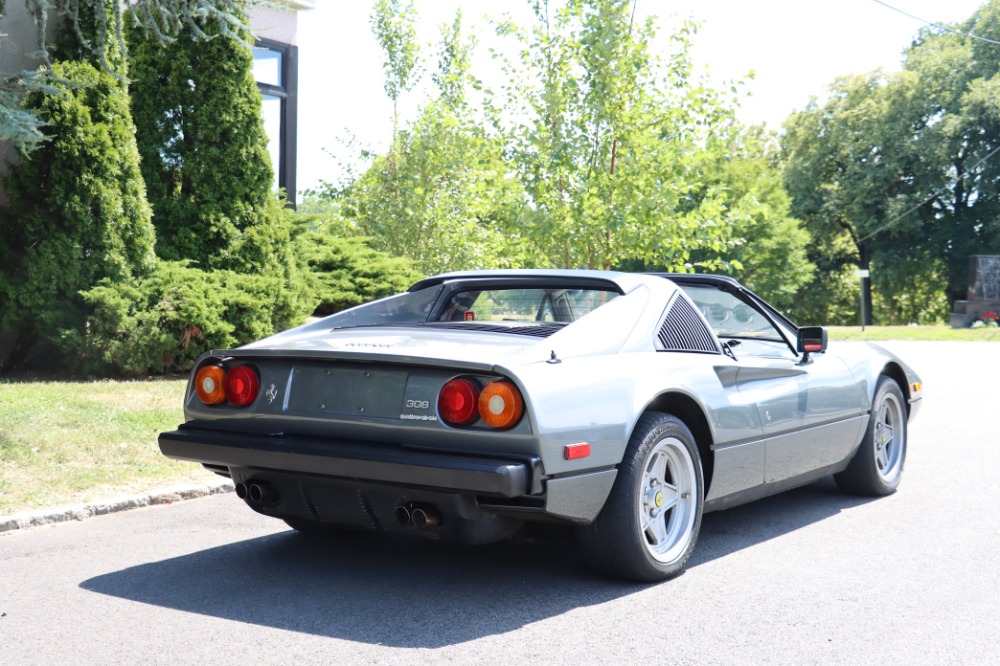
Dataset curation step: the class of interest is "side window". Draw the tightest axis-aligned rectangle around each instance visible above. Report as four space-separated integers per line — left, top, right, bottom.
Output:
680 286 793 359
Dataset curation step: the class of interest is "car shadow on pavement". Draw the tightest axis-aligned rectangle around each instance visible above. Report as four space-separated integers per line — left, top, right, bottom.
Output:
80 477 874 647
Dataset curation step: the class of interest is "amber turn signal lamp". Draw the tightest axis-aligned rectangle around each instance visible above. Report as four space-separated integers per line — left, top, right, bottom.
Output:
194 365 226 405
479 381 523 429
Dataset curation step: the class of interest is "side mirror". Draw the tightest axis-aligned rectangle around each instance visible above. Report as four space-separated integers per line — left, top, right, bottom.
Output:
796 326 828 361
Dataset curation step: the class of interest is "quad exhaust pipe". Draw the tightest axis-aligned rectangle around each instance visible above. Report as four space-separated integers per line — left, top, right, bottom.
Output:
237 480 278 504
411 505 441 528
240 484 438 525
395 503 441 529
248 481 277 503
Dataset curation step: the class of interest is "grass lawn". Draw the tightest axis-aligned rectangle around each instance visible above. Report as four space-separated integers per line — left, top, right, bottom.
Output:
0 379 215 516
827 325 1000 342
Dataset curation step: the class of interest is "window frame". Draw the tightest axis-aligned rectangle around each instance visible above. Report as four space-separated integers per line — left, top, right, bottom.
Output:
253 38 298 207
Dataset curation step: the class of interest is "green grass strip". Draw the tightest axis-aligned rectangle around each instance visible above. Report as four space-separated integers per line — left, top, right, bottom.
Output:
0 379 214 515
827 325 1000 342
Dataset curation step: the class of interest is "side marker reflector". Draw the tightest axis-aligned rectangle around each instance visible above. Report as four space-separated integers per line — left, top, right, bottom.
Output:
564 442 591 460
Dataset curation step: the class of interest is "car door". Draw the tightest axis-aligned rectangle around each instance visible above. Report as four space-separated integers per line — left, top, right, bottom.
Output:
734 350 864 483
684 286 865 484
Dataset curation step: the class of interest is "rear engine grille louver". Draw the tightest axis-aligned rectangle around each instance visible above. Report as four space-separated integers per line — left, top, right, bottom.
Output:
657 296 720 353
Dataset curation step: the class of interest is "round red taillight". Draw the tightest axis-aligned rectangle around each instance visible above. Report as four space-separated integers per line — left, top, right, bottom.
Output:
438 378 481 426
224 366 259 408
194 365 226 405
479 381 523 429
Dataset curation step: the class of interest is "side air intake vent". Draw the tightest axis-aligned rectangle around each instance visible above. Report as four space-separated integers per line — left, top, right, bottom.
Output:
657 296 719 354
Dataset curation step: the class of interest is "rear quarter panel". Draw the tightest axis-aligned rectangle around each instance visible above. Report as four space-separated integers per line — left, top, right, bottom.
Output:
508 349 761 476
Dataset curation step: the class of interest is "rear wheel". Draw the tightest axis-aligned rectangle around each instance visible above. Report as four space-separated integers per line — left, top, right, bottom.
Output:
835 377 907 496
578 412 704 582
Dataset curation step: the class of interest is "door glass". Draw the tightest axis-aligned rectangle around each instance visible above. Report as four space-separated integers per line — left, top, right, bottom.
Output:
679 286 791 358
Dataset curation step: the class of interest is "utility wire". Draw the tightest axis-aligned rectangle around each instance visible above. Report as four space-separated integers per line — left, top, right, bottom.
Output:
871 0 1000 46
859 143 1000 242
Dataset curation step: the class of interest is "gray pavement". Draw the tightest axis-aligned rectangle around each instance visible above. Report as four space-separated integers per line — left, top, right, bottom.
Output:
0 341 997 665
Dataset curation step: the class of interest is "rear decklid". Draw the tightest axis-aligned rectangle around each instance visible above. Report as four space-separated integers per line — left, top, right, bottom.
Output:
238 325 550 371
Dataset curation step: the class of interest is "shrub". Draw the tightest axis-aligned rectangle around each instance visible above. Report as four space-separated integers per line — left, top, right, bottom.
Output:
297 231 421 316
69 261 311 376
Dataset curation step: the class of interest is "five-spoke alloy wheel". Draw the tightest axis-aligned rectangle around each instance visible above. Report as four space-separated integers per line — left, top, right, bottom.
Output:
578 412 704 582
637 435 699 565
836 376 907 496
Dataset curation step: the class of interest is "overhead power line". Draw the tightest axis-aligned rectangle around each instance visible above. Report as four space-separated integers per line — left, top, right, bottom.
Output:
871 0 1000 46
859 143 1000 242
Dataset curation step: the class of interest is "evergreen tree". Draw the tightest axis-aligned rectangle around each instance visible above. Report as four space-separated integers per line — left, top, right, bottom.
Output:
127 10 286 274
0 0 155 370
1 1 261 151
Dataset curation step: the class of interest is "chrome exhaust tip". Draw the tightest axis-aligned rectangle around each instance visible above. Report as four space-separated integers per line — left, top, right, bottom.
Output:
410 505 441 529
234 482 249 500
247 481 277 504
395 505 412 525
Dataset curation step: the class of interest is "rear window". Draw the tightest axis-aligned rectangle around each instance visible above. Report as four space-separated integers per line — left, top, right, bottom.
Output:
434 288 617 323
319 283 619 331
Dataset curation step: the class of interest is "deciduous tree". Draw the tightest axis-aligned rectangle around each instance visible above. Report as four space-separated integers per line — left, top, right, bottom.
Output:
371 0 420 144
495 0 741 271
783 1 1000 323
332 10 530 274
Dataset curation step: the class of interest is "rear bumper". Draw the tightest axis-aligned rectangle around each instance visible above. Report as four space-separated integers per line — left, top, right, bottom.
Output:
158 426 543 498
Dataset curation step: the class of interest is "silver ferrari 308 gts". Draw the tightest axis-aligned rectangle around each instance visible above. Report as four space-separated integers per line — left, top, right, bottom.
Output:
159 270 922 582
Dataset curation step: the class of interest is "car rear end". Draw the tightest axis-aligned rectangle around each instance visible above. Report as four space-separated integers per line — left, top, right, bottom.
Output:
159 342 549 544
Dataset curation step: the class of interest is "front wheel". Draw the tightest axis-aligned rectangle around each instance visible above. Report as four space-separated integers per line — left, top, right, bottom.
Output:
577 412 704 582
835 376 907 496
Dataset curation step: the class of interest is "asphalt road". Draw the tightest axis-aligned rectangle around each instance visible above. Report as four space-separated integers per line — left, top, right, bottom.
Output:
1 341 997 665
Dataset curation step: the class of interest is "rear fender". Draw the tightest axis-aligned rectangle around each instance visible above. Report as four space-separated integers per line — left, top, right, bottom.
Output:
638 392 716 497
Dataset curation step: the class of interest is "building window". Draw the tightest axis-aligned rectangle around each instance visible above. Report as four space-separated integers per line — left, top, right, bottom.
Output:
253 39 298 206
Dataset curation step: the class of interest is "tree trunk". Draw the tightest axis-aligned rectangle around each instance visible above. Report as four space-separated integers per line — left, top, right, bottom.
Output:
1 326 36 372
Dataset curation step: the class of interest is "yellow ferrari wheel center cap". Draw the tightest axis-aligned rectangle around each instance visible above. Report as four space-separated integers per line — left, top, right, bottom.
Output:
655 491 663 508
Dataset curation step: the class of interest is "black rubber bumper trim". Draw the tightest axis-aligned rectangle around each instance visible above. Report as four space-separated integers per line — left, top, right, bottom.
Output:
159 427 539 498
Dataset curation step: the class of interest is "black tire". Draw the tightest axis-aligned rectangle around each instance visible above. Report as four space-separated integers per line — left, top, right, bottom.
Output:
577 412 704 582
835 376 907 496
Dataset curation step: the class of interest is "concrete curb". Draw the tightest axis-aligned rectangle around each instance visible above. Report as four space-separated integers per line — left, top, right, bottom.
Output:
0 478 234 535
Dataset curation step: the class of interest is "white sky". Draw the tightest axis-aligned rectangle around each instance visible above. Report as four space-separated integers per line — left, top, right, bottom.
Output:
295 0 988 196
